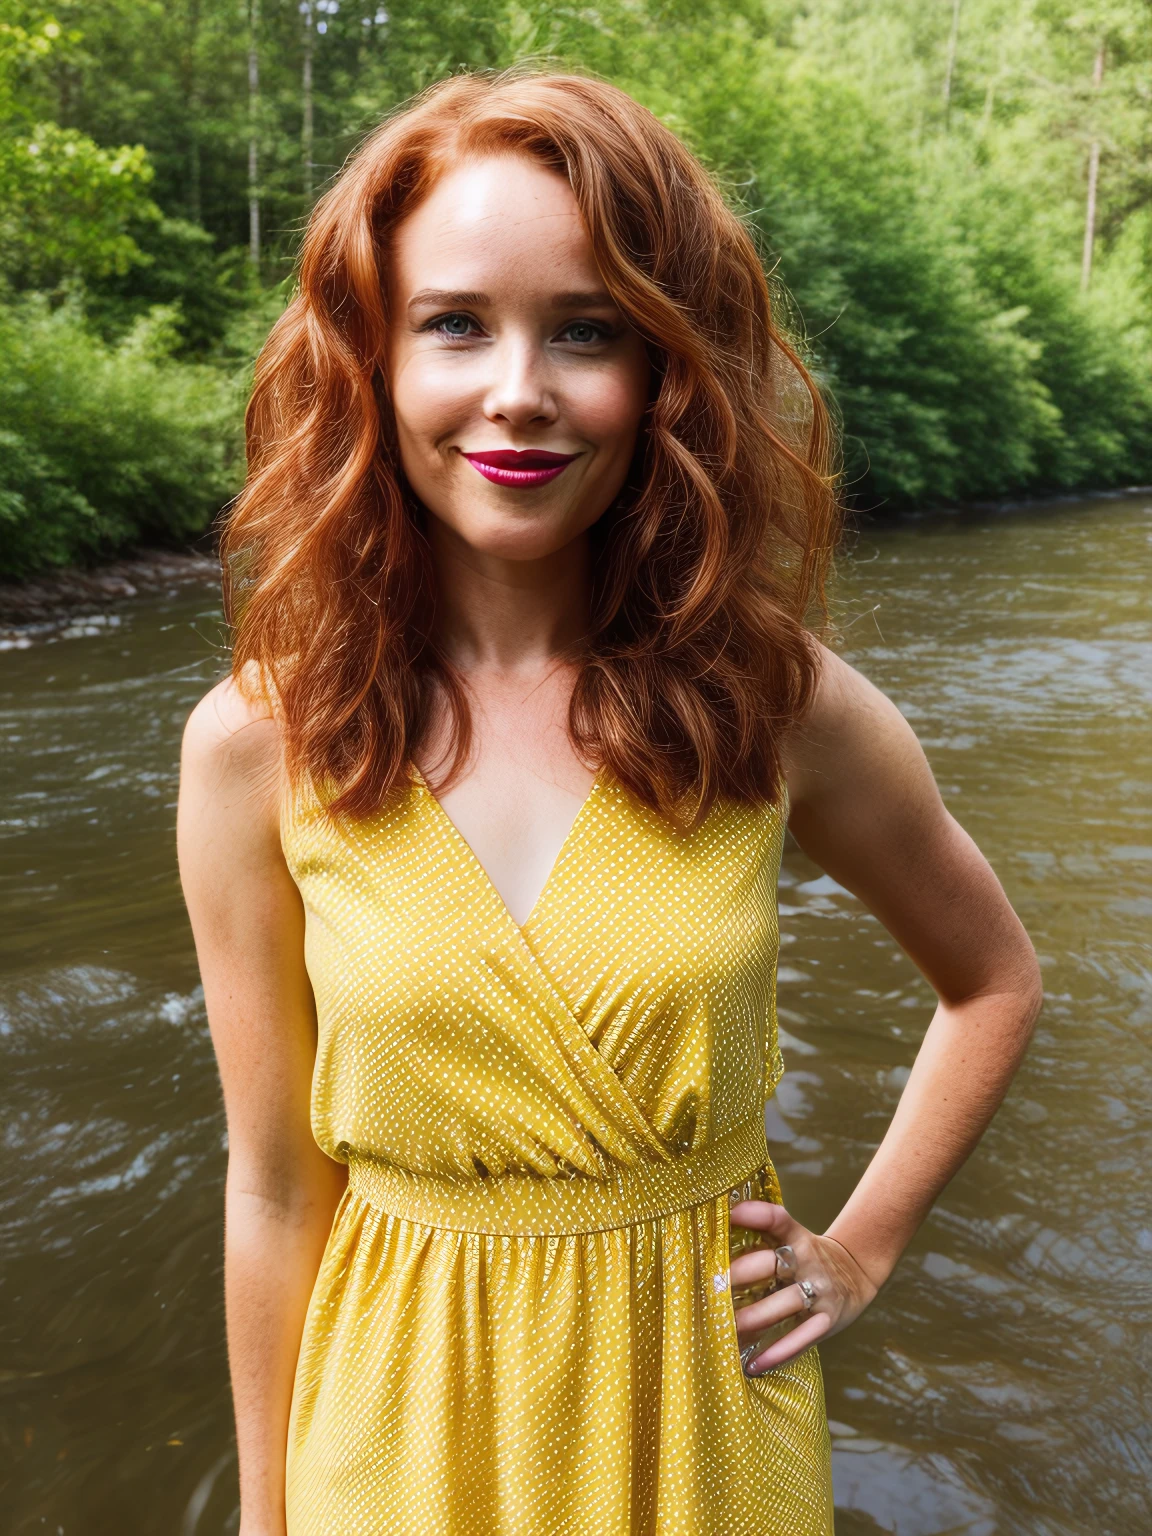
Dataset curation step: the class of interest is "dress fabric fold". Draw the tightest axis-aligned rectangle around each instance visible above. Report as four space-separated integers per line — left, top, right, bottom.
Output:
281 767 833 1535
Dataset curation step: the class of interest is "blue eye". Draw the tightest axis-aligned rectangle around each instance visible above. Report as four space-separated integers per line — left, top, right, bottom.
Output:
429 313 477 339
562 321 608 344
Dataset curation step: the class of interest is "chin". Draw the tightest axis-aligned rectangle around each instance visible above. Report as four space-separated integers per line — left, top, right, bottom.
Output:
440 505 587 563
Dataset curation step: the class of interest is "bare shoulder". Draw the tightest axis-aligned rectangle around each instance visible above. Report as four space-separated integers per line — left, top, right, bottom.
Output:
183 667 280 775
782 639 938 814
796 639 901 736
179 669 285 845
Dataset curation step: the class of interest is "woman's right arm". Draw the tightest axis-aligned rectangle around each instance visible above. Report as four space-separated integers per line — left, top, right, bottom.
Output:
177 679 348 1536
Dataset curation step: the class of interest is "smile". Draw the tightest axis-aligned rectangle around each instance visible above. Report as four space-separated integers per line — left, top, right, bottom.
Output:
462 449 578 488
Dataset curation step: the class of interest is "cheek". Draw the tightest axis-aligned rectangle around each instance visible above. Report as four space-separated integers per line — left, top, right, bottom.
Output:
571 362 650 452
390 356 476 449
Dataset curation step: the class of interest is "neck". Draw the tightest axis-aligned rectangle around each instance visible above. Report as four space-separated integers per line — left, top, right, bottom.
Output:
427 518 592 672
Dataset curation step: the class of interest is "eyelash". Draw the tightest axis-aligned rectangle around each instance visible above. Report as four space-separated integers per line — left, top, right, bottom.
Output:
423 313 614 346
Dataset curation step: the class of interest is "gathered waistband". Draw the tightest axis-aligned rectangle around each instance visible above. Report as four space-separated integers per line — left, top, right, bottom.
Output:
345 1114 770 1238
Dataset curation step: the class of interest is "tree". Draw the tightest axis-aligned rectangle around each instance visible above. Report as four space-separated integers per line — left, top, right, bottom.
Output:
0 10 158 286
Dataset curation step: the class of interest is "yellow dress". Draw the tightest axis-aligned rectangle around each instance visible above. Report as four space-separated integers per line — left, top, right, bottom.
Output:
281 763 833 1535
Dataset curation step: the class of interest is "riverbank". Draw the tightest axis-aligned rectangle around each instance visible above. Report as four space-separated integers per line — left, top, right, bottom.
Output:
0 549 220 646
3 482 1149 646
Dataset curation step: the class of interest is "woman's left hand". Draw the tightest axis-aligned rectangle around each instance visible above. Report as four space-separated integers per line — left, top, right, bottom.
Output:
728 1199 883 1373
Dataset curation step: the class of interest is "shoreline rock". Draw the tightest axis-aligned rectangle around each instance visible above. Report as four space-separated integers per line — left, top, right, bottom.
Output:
0 548 222 644
3 485 1148 645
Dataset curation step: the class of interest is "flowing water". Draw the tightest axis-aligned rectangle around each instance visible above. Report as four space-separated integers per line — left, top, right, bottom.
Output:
2 493 1150 1535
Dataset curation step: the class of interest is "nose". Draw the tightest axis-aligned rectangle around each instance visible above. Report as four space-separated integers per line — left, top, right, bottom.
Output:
481 334 558 430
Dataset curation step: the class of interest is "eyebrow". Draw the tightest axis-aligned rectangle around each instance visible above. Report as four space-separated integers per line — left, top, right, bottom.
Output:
406 288 619 311
407 289 486 311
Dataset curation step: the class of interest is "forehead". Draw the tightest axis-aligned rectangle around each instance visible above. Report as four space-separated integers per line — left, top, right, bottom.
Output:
389 154 601 295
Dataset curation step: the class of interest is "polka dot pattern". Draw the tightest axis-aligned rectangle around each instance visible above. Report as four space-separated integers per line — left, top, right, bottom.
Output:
280 766 833 1533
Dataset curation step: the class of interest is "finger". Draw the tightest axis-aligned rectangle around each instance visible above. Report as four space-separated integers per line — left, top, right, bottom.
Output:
728 1200 800 1241
729 1245 777 1289
733 1279 810 1337
744 1311 832 1375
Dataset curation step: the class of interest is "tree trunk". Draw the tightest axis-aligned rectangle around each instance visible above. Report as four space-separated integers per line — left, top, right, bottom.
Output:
248 0 261 270
1081 41 1106 292
184 0 202 225
303 3 314 204
942 0 963 127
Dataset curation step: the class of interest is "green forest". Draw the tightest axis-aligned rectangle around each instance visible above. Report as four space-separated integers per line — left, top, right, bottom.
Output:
1 0 1149 578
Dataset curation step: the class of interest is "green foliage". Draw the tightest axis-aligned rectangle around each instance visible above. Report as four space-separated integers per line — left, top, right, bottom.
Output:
0 294 244 578
80 215 257 355
653 43 1152 505
0 121 155 285
566 5 1152 505
0 0 1150 578
0 8 159 287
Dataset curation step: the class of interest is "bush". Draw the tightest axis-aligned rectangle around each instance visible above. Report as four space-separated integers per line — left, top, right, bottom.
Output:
79 215 257 357
0 293 244 579
618 33 1152 508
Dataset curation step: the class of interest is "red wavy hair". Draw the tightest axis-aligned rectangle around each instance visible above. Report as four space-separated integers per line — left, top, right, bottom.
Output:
222 66 841 824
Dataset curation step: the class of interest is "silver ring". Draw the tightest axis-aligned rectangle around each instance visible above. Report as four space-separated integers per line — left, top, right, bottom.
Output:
797 1278 817 1311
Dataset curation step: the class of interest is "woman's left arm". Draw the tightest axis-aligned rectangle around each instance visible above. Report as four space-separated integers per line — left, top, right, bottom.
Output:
731 643 1044 1373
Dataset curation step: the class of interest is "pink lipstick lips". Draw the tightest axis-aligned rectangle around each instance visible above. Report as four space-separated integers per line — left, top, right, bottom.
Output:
462 448 578 488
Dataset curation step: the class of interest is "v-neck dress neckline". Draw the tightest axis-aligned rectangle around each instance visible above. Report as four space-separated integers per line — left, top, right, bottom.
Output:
408 761 607 937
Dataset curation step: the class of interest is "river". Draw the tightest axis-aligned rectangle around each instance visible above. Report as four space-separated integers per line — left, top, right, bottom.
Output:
2 493 1149 1534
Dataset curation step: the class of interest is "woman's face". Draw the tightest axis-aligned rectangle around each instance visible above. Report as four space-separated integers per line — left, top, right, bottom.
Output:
385 154 652 563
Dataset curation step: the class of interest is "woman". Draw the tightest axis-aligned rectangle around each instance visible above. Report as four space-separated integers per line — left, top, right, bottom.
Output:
178 69 1041 1536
